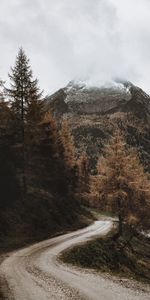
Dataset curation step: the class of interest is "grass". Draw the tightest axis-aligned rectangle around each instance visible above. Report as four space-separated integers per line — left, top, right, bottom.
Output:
61 227 150 284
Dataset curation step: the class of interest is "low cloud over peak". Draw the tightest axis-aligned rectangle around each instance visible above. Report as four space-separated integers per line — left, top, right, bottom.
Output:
0 0 150 94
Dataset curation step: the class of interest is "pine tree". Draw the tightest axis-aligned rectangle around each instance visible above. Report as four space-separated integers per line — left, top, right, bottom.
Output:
90 131 150 236
6 48 42 128
6 48 42 194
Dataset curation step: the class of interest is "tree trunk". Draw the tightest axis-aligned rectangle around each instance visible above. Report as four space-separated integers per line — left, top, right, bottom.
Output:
118 213 123 236
113 213 123 241
21 94 27 196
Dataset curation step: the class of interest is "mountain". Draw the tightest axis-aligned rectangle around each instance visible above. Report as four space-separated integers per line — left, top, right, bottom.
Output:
44 80 150 171
45 80 150 117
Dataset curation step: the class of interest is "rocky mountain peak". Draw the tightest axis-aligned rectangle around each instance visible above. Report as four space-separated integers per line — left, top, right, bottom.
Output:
44 79 150 172
44 80 150 119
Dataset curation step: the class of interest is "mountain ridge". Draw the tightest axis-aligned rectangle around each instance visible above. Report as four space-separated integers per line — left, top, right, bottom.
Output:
45 80 150 119
44 80 150 172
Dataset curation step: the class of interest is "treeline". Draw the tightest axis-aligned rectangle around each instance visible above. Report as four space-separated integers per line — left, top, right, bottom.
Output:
0 49 89 246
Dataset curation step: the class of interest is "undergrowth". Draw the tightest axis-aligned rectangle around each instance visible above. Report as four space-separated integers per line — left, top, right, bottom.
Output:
61 227 150 283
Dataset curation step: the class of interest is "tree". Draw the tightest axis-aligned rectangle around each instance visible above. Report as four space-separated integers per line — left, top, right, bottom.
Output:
6 48 42 126
0 79 5 102
0 79 20 210
30 113 77 201
0 79 13 141
0 143 20 210
41 112 59 157
90 131 150 237
6 48 42 194
76 152 90 202
58 118 80 197
0 101 13 139
59 119 76 169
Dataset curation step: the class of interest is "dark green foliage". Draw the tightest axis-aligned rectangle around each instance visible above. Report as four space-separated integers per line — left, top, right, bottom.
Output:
6 48 42 123
0 113 88 250
5 48 43 195
0 50 91 255
0 145 20 210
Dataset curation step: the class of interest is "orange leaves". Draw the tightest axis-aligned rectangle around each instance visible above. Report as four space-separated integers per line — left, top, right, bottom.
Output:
59 119 76 169
90 130 150 230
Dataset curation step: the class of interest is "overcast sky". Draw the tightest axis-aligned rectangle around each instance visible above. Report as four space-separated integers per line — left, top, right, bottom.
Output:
0 0 150 95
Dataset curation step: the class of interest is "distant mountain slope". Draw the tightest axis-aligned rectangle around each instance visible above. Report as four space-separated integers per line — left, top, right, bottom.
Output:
44 80 150 171
45 80 150 118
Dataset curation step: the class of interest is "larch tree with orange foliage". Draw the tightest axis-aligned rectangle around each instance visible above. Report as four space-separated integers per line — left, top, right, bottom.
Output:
59 119 76 169
90 131 150 237
41 112 59 157
58 118 80 197
77 152 90 202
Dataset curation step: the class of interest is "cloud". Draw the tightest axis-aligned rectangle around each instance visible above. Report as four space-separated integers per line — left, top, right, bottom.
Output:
0 0 150 94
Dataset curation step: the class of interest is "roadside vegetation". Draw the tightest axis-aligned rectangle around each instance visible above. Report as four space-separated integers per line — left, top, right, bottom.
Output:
0 48 93 299
0 49 92 254
0 48 150 290
61 132 150 283
61 226 150 283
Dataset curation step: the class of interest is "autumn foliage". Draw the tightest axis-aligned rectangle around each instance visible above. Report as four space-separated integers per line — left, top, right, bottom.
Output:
59 119 76 169
0 47 149 245
90 131 150 235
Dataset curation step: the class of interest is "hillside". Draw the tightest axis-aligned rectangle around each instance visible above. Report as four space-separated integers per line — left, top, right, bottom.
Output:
0 99 91 254
45 80 150 171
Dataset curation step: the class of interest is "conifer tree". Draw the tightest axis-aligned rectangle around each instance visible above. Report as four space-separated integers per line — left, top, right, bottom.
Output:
59 119 76 169
0 101 12 138
41 112 59 157
0 79 5 102
90 131 150 236
6 48 42 128
34 113 76 199
6 48 42 194
0 79 13 140
58 118 80 197
77 152 90 202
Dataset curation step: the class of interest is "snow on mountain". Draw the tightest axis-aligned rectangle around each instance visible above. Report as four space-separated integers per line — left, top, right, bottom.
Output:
44 79 150 118
63 79 131 106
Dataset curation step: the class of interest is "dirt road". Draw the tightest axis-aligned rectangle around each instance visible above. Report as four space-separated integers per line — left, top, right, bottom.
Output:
0 220 149 300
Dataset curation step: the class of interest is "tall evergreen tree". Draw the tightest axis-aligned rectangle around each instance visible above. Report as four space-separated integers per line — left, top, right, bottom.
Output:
6 48 42 128
6 48 42 194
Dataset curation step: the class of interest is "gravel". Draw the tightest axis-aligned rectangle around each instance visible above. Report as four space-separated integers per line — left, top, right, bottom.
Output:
0 221 149 300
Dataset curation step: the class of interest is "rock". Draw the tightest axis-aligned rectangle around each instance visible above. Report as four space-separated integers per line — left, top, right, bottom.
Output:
44 80 150 171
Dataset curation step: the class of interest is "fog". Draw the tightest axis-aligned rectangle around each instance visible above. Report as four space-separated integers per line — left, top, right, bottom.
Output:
0 0 150 94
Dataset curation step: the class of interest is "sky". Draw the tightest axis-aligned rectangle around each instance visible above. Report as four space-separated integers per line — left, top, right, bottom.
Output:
0 0 150 95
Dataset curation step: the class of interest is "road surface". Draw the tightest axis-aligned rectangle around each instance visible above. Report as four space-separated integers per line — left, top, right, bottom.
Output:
0 220 149 300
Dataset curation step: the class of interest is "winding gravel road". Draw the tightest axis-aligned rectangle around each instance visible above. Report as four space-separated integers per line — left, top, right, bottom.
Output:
0 220 149 300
